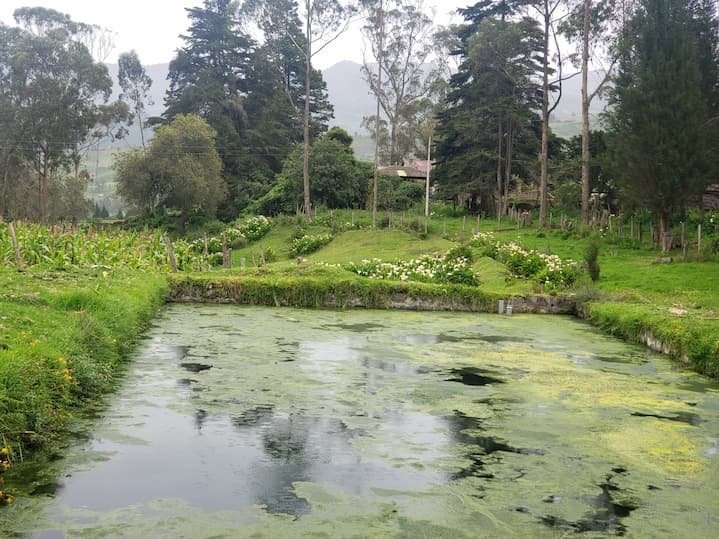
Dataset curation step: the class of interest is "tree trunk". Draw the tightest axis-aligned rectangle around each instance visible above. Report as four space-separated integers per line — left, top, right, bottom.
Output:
580 0 591 226
539 0 550 228
303 0 313 224
658 212 672 252
40 153 50 223
372 0 384 228
0 156 9 218
504 121 513 216
138 104 146 150
390 115 399 165
496 119 503 219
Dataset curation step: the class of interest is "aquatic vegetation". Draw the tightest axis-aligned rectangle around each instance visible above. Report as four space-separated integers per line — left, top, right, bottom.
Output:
5 306 717 538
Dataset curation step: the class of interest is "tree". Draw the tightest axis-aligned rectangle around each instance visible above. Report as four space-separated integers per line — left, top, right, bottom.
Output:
241 0 334 138
258 128 370 213
434 3 543 214
360 0 441 166
4 7 127 222
118 50 153 149
527 0 565 228
115 114 226 232
607 0 715 250
164 0 254 216
296 0 355 223
561 0 621 225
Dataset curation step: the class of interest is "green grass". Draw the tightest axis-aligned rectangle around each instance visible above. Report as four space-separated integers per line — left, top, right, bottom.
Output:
0 269 167 450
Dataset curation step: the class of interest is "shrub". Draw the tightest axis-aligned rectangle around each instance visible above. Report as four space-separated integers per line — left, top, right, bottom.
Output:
585 235 601 281
346 248 479 286
288 234 333 257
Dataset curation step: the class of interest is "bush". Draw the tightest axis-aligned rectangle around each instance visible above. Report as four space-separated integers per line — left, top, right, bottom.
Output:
346 248 479 286
288 234 333 257
585 235 601 282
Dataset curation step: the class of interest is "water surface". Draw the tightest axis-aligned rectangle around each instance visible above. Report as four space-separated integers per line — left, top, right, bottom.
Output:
3 305 719 537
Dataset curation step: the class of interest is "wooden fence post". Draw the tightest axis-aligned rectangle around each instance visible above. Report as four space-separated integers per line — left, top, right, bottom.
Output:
698 224 702 252
8 222 23 271
221 232 228 268
163 235 178 273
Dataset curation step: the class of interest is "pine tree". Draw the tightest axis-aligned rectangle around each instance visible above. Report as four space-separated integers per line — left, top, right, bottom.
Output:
607 0 715 249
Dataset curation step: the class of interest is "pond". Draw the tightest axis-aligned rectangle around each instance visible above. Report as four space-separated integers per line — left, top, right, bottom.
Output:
3 305 719 538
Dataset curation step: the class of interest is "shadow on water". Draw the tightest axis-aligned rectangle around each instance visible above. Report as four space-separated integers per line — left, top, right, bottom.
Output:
631 411 703 426
541 473 638 536
445 367 504 386
224 406 438 516
325 322 385 332
179 362 212 373
446 412 544 481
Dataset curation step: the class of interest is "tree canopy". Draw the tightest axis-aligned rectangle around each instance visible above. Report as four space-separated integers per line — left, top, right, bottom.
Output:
114 114 226 231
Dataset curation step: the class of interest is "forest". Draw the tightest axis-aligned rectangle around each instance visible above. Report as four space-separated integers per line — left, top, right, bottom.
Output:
0 0 717 245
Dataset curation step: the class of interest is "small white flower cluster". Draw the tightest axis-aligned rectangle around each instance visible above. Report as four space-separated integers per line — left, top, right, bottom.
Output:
189 216 272 255
472 231 577 288
289 234 334 257
346 250 477 285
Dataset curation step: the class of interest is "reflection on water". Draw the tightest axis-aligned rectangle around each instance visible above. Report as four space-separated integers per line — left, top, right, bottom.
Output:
4 305 719 538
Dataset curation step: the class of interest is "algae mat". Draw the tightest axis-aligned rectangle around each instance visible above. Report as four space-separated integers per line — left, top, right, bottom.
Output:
3 305 719 538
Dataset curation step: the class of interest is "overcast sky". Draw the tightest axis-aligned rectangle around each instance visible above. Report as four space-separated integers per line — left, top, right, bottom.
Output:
0 0 473 69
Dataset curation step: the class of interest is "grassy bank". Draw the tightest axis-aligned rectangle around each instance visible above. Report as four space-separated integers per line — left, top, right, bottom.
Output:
0 269 168 451
491 228 719 377
169 265 498 311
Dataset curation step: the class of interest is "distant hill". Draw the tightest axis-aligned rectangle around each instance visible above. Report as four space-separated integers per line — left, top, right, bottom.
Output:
323 60 609 141
321 60 376 137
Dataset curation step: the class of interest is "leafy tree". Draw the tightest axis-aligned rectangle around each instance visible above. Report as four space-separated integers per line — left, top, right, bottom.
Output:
526 0 564 228
360 0 441 166
164 0 255 216
561 0 622 225
118 50 153 149
606 0 716 249
258 128 370 213
114 114 226 233
296 0 356 222
1 8 127 222
242 0 334 138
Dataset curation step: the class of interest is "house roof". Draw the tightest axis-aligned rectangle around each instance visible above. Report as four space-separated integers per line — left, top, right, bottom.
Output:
377 165 428 179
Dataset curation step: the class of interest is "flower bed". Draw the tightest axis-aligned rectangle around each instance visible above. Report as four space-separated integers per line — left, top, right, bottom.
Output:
472 232 578 290
289 234 334 257
346 248 478 286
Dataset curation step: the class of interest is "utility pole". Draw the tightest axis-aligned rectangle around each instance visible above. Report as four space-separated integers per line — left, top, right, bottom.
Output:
425 133 431 217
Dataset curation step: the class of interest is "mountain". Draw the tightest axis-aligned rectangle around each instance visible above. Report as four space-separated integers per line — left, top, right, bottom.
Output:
322 60 609 140
321 60 375 136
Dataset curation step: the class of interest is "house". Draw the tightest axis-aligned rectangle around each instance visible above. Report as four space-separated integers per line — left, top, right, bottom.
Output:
377 160 434 186
704 184 719 211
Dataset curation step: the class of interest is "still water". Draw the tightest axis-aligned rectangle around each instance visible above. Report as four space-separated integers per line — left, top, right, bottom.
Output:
3 305 719 537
